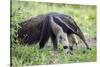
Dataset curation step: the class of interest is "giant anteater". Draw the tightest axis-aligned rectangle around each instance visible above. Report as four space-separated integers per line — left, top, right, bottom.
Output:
17 12 90 53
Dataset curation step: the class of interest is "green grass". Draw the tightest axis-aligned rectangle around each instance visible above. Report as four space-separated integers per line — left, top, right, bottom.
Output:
11 44 96 66
11 1 96 66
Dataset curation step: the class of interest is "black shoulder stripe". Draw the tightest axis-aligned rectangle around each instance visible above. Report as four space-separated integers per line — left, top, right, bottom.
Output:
52 16 75 33
59 15 78 31
56 16 75 32
63 15 78 26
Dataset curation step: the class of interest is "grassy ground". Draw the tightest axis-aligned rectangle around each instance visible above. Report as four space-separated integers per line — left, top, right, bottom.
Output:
11 1 96 66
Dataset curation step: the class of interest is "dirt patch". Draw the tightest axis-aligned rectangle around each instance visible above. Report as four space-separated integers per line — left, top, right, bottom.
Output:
87 36 96 47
